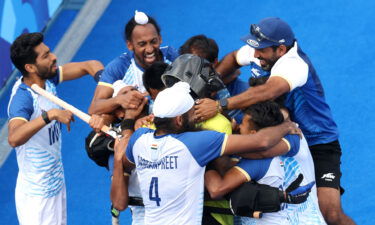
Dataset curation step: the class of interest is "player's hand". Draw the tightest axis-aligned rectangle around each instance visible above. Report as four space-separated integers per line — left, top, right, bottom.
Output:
89 114 106 133
194 98 218 122
48 109 74 131
283 121 302 138
125 97 148 120
117 86 136 96
231 118 239 133
280 174 315 204
115 90 144 109
135 114 155 130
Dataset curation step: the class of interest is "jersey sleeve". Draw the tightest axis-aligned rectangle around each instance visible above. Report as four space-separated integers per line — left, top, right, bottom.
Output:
8 88 34 121
48 66 63 86
234 158 273 181
99 54 131 88
270 57 308 91
125 128 152 163
282 134 300 157
178 130 227 167
161 46 179 63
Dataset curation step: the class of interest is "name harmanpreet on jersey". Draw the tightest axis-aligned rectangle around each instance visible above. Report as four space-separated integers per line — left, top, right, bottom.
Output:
98 46 178 93
7 70 64 198
126 128 227 225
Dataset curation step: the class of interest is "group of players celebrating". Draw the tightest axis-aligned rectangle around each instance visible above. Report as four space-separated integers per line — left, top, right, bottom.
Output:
8 10 355 225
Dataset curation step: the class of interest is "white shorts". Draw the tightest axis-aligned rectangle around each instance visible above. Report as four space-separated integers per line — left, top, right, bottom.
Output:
15 184 67 225
129 205 145 225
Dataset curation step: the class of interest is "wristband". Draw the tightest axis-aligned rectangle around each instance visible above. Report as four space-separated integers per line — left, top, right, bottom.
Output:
41 110 51 124
216 101 222 113
219 98 229 111
93 69 103 82
121 119 135 131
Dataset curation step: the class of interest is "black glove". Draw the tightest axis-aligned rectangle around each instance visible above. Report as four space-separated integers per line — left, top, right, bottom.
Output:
280 174 315 204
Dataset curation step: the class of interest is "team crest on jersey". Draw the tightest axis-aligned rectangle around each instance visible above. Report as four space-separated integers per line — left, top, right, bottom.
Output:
279 161 284 167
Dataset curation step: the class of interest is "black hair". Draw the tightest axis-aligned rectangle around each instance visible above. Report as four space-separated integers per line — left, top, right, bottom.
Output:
243 101 284 131
124 15 161 41
143 62 168 92
154 111 199 134
153 117 174 133
179 35 219 64
10 32 44 76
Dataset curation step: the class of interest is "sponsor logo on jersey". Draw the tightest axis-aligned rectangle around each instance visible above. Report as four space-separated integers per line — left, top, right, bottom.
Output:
321 172 335 181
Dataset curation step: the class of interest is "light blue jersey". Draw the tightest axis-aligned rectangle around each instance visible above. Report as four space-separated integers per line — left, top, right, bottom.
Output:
99 46 178 93
101 46 178 224
281 135 326 224
8 68 67 224
235 135 325 225
126 128 227 225
8 70 64 198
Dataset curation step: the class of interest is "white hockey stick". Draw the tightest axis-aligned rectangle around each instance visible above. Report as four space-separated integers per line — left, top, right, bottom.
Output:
31 84 116 138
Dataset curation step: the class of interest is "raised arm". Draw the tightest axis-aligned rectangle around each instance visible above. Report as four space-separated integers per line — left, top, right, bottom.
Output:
61 60 104 81
215 50 241 80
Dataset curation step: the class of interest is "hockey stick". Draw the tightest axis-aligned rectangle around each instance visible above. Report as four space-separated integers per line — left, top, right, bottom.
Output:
31 84 116 138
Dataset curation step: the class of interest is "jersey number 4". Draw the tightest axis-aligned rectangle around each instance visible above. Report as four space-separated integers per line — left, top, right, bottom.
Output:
149 177 161 206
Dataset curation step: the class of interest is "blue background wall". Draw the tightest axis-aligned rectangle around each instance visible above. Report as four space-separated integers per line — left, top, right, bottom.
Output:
0 0 63 88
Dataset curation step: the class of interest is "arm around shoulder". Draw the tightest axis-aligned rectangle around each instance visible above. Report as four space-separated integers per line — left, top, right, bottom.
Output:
227 76 290 110
223 121 297 155
216 50 240 79
205 167 248 199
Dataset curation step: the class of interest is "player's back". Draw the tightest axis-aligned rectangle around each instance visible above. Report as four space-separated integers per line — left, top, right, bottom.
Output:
126 128 225 225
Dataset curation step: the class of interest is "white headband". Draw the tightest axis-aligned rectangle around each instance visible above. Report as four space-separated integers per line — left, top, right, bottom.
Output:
153 82 194 118
134 10 148 25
